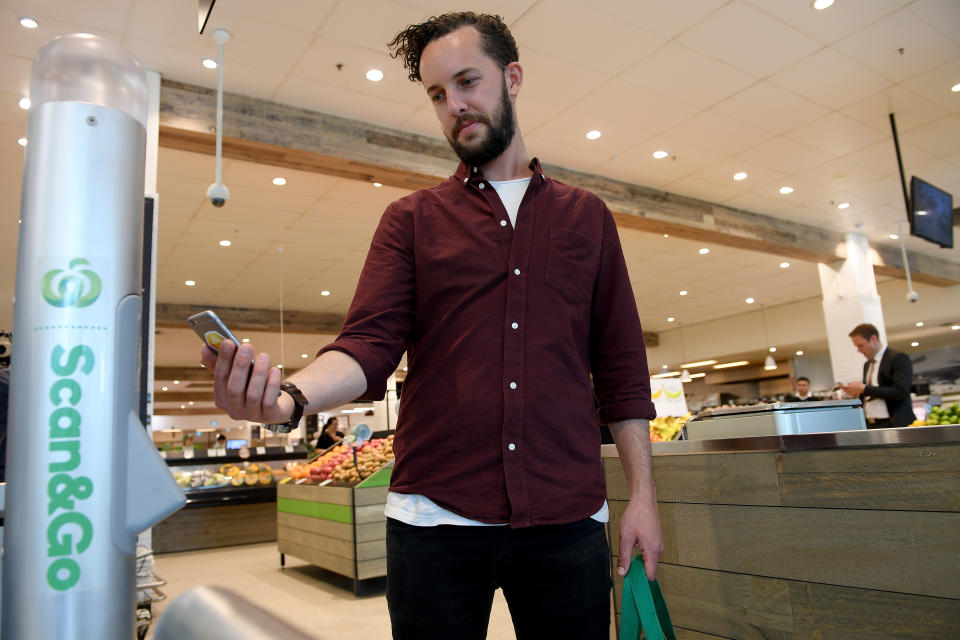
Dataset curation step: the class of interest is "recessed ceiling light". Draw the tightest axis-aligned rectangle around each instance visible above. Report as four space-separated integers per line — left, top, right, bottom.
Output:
373 182 383 188
184 280 196 286
837 202 850 209
173 380 180 385
301 353 309 358
911 341 919 347
916 210 927 216
663 234 669 238
161 386 169 392
652 371 681 379
366 69 384 82
689 372 706 379
679 290 688 296
242 338 250 343
180 404 186 409
652 150 669 159
277 364 283 369
17 137 27 147
219 239 231 247
889 234 899 240
779 186 794 195
811 0 834 9
586 130 602 140
188 401 194 406
713 361 750 369
779 262 790 269
769 347 777 352
19 16 38 29
18 97 30 110
915 321 924 327
698 248 710 255
667 316 676 322
733 171 748 181
745 297 755 304
681 360 717 368
952 83 960 93
796 350 804 356
273 177 286 186
661 364 669 369
952 325 960 331
202 58 218 69
321 290 331 296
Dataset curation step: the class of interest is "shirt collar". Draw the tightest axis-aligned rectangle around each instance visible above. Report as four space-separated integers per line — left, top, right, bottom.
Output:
454 158 547 185
872 345 887 364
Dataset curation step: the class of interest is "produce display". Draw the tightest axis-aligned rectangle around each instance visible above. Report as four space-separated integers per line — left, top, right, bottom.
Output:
911 403 960 427
173 462 275 490
649 414 690 441
286 435 395 486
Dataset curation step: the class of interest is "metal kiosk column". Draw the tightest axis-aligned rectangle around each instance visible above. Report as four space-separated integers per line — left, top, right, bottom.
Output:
3 34 185 639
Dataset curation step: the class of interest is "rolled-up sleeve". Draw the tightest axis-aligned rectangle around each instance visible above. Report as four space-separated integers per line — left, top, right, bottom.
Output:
589 206 656 424
318 201 416 401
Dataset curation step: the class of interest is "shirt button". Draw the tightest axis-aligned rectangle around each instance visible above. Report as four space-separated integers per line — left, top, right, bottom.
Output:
500 220 507 227
514 268 520 276
472 166 477 173
463 177 469 183
479 183 486 190
511 322 519 330
509 381 517 390
508 443 516 451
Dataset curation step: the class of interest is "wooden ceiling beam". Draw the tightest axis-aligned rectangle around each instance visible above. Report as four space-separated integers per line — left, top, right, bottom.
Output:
158 79 959 286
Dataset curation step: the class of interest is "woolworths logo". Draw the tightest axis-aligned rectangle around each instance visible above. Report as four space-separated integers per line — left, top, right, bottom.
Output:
42 258 102 308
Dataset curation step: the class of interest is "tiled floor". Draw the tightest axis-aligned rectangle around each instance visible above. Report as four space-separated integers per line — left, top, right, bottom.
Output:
147 542 520 639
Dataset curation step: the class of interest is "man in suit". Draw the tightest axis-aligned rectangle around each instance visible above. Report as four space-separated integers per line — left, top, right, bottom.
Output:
838 323 916 428
786 376 816 402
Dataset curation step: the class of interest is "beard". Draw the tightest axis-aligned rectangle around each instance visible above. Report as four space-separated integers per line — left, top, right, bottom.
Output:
447 81 516 167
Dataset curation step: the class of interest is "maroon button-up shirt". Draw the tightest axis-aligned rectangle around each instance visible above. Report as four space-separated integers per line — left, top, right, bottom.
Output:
320 159 655 527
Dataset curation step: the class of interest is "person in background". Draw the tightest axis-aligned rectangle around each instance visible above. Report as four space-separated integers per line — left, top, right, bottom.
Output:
203 12 659 638
314 416 343 450
216 433 227 448
182 434 195 449
786 376 815 402
838 323 916 428
0 365 9 482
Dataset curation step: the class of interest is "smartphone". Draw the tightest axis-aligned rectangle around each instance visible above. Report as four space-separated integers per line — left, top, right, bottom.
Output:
187 310 241 353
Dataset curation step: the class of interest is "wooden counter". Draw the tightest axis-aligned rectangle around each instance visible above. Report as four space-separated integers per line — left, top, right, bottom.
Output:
603 426 960 639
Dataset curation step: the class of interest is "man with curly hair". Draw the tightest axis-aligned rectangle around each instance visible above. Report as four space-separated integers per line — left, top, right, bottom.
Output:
205 11 661 639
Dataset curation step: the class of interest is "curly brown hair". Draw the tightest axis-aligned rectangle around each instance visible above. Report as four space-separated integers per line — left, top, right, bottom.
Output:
388 12 519 83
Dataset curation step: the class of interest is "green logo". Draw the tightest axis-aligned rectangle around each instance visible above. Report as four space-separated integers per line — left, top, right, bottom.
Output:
42 259 102 308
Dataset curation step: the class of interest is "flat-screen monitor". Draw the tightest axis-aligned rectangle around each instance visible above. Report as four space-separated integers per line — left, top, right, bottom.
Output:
910 176 954 248
226 439 247 449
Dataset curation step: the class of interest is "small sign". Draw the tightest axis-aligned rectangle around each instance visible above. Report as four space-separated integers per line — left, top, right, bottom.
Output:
319 479 333 486
650 378 689 417
183 449 194 459
256 447 266 455
284 446 294 453
159 451 167 459
215 449 226 457
294 478 307 485
206 449 217 457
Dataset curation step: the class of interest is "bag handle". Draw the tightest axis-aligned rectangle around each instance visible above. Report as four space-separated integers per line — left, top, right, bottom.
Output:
619 560 676 640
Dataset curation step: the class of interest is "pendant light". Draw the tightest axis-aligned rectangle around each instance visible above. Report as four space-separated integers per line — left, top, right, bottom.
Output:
679 324 692 382
762 306 777 370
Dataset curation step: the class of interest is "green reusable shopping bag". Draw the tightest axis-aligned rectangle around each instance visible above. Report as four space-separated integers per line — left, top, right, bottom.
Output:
619 561 676 640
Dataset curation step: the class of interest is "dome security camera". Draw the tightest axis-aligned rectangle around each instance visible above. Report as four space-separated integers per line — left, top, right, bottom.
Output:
906 290 919 303
206 182 230 208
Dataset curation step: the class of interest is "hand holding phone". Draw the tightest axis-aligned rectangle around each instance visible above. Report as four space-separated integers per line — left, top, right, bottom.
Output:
187 310 241 354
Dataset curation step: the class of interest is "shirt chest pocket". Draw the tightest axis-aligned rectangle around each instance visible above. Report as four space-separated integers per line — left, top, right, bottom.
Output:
543 226 599 305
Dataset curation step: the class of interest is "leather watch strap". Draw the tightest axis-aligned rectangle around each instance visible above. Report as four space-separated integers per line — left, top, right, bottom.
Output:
267 381 308 433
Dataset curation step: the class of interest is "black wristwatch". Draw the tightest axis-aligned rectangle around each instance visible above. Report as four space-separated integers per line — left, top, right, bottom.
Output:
267 381 308 433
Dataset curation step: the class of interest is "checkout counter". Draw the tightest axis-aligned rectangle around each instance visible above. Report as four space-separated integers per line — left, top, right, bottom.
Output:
604 401 960 639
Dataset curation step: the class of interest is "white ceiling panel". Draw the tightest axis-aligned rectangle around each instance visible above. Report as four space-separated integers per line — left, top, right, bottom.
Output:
785 112 887 157
396 0 537 24
618 43 757 109
901 58 960 112
511 0 664 76
596 140 724 190
745 0 903 45
769 47 891 111
399 105 444 140
676 1 821 78
523 134 610 175
518 46 614 115
711 81 830 136
909 0 960 47
831 7 960 83
690 157 786 194
0 7 122 59
273 76 418 130
658 110 772 157
840 85 946 135
577 0 726 40
903 116 960 157
319 1 429 54
529 103 656 158
12 0 132 34
844 139 934 176
221 0 337 32
0 53 32 97
734 136 836 176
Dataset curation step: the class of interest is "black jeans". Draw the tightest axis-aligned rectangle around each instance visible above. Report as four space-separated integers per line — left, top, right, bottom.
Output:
386 517 612 640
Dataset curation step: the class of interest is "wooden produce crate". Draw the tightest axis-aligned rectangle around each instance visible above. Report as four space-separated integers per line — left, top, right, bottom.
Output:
276 464 391 592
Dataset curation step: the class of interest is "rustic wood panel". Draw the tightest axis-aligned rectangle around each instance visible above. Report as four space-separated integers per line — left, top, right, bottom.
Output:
674 629 732 640
158 79 959 287
355 504 387 524
154 502 276 553
356 521 387 543
278 539 354 578
278 527 354 559
277 512 353 541
156 302 345 334
357 558 388 580
779 444 960 474
278 483 352 505
610 501 960 599
778 471 960 511
356 539 385 562
606 453 781 505
354 485 389 506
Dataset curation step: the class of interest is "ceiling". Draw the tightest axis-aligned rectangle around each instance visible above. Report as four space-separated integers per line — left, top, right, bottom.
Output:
1 0 958 409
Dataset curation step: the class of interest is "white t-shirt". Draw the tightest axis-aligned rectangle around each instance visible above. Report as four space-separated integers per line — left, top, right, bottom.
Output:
385 174 610 527
863 346 890 419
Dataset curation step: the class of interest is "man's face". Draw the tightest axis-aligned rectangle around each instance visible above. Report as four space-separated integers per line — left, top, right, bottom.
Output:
420 27 517 166
797 379 810 396
851 334 880 359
